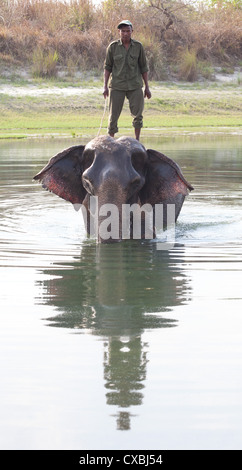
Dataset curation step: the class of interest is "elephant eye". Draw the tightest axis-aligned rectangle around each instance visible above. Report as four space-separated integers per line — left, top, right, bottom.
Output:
131 177 141 190
131 152 146 175
82 177 94 195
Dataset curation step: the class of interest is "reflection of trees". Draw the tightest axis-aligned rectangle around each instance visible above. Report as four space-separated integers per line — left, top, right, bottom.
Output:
36 241 192 430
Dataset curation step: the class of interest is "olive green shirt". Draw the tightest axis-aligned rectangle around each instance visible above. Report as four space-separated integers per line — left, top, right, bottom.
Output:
104 39 148 91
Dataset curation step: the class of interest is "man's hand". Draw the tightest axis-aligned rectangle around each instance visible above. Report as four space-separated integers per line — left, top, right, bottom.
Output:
103 86 109 99
144 86 151 99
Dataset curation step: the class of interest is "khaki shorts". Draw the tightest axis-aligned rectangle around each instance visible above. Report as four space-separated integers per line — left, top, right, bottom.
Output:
108 88 144 135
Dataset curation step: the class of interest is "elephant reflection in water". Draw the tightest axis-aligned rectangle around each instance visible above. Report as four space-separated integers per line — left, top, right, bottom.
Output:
38 242 191 430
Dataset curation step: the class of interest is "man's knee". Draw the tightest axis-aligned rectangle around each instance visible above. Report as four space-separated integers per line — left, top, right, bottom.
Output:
132 116 143 129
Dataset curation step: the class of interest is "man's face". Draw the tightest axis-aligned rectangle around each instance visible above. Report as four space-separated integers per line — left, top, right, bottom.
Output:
119 26 132 43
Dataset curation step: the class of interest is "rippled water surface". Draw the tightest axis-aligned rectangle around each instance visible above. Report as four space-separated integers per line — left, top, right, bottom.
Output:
0 135 241 450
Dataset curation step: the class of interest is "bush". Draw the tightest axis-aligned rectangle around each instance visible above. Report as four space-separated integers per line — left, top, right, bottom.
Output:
178 48 198 82
32 47 58 78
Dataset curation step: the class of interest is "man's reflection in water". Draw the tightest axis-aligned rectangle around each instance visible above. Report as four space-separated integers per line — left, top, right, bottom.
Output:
36 241 191 430
104 336 148 431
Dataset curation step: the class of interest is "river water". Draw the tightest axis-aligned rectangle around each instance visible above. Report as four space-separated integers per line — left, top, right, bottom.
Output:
0 134 241 450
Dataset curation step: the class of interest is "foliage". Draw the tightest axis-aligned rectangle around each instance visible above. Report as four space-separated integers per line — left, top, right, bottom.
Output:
205 0 241 8
0 0 241 81
178 48 198 81
32 47 58 78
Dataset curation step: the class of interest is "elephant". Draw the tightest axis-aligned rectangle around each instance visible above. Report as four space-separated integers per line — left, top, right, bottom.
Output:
33 135 194 243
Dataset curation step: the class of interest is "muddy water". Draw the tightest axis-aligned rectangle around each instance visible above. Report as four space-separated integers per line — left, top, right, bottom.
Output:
0 135 242 450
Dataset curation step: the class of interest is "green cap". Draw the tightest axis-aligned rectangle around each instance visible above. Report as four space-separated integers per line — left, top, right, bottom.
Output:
117 20 133 29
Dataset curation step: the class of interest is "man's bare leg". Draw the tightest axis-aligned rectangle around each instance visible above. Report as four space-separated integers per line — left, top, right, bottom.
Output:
135 128 141 141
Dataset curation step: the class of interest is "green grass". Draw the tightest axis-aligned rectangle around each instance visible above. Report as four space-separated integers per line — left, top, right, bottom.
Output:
0 81 241 139
1 112 240 140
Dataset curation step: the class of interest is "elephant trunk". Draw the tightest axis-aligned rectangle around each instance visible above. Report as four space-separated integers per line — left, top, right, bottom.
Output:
96 188 126 243
82 161 143 243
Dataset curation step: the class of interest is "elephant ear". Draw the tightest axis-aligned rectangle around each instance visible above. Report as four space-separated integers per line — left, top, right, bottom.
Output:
33 145 87 207
139 149 194 221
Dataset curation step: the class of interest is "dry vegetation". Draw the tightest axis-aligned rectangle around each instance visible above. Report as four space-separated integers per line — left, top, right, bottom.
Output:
0 0 241 81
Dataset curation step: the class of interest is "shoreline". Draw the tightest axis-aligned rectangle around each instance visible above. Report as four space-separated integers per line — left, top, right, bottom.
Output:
0 77 241 140
1 125 241 139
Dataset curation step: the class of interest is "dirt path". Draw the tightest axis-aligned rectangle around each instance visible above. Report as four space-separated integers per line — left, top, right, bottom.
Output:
0 85 100 97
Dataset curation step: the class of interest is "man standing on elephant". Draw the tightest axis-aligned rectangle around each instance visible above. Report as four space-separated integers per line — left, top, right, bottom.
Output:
103 20 151 141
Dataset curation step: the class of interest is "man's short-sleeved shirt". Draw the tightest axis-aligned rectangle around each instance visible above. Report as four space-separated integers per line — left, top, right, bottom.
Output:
104 39 148 91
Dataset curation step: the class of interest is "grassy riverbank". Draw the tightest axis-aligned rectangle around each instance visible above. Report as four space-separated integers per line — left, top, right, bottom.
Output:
0 1 241 139
0 76 241 139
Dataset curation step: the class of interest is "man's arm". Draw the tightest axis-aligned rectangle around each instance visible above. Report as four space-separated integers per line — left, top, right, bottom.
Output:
142 72 151 99
138 44 151 99
103 43 113 99
103 69 110 98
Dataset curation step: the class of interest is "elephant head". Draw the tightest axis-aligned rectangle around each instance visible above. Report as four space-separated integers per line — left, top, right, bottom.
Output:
33 136 193 242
